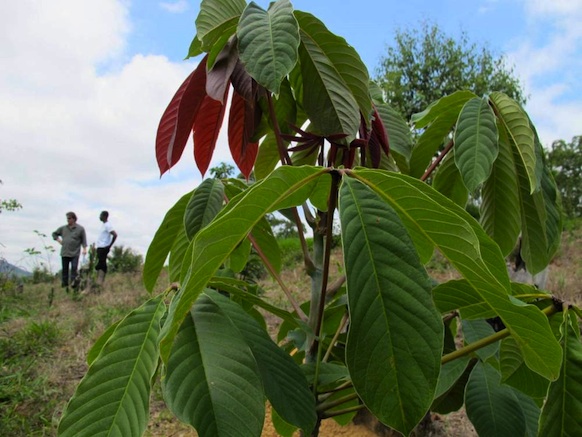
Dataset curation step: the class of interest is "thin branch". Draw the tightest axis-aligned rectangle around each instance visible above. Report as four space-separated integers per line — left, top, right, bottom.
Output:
247 232 308 322
317 380 353 396
310 171 341 359
292 207 315 274
316 392 360 413
441 302 560 364
323 312 348 362
266 93 292 166
320 404 365 420
421 138 454 182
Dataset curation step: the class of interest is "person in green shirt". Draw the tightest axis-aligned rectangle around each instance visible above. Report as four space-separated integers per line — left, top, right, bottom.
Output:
52 211 87 290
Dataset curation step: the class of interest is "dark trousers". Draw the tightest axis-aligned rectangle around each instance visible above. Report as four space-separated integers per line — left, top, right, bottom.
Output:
61 255 79 287
96 247 110 273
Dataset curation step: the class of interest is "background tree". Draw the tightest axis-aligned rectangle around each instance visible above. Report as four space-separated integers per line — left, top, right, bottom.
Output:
547 136 582 218
107 245 143 274
375 21 526 120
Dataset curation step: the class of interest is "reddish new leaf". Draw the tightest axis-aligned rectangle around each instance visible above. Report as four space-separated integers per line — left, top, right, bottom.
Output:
372 106 390 156
228 91 258 179
231 60 253 102
206 37 238 102
156 56 208 175
193 85 230 176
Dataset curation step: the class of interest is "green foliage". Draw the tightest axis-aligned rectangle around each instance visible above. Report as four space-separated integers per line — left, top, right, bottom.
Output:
547 136 582 218
59 2 578 437
375 21 525 120
0 179 22 214
108 245 143 274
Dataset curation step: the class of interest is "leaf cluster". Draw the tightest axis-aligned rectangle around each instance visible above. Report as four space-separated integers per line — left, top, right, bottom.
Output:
57 2 582 437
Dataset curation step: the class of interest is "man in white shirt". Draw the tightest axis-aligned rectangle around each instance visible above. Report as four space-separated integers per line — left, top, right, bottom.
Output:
95 210 118 286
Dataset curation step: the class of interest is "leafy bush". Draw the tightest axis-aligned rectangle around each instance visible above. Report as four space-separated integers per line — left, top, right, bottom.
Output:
107 245 143 274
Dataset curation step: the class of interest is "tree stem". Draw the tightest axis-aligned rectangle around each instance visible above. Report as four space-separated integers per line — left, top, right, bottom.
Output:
442 302 561 364
421 138 454 182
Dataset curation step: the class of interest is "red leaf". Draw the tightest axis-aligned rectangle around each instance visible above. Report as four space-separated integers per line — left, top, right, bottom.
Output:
155 56 208 176
372 106 390 156
206 37 238 102
193 85 230 176
228 91 258 179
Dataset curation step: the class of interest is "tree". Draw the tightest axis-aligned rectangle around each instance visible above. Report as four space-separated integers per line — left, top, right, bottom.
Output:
58 2 580 437
375 21 526 120
547 136 582 218
108 245 143 274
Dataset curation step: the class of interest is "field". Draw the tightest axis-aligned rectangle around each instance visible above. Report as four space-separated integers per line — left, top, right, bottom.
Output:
1 221 580 436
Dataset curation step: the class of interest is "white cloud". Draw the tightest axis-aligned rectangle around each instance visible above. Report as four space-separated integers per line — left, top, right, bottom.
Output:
160 1 190 14
0 0 227 268
505 1 582 146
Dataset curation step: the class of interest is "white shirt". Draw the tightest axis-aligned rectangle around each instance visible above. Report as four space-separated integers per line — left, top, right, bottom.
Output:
97 221 114 248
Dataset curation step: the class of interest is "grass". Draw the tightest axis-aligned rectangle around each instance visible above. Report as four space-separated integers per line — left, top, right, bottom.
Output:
0 220 581 435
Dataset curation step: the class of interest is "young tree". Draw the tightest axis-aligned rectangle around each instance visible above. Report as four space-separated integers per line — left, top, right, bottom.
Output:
547 136 582 218
375 21 526 120
58 2 580 437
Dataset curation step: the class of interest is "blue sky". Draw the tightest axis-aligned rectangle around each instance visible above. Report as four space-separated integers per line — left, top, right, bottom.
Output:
1 0 581 268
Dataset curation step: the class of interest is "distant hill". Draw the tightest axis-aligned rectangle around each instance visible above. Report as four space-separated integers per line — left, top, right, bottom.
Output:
0 259 31 277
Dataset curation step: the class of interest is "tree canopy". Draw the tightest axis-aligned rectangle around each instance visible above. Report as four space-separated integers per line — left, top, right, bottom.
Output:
375 21 526 120
548 136 582 218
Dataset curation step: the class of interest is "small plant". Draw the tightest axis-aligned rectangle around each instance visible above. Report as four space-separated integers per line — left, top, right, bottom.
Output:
58 2 581 437
23 230 56 281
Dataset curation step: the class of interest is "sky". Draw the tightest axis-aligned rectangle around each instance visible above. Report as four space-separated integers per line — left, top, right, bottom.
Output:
1 0 581 270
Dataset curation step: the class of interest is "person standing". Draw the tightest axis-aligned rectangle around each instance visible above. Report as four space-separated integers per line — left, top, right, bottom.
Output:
52 211 87 291
95 210 117 286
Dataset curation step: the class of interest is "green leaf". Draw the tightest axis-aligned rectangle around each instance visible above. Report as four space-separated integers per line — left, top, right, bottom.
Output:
500 337 550 401
255 133 282 180
169 225 189 282
480 126 521 256
513 139 550 274
409 92 476 178
86 320 120 366
184 178 225 241
339 178 443 436
411 90 477 129
433 279 495 319
434 357 471 399
250 214 281 274
540 162 563 262
228 238 251 272
302 362 350 388
539 312 582 435
237 0 299 95
431 358 475 415
159 166 328 361
490 92 537 193
433 150 469 208
462 319 498 361
465 362 527 437
195 0 246 51
351 169 562 380
208 291 317 433
374 102 413 173
207 276 299 328
186 34 203 59
163 296 264 437
143 190 193 293
294 11 371 141
58 297 166 437
454 97 498 192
